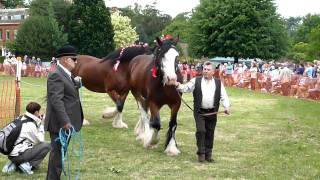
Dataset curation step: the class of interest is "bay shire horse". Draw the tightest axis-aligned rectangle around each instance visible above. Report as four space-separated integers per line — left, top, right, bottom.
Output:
129 37 183 156
72 45 151 128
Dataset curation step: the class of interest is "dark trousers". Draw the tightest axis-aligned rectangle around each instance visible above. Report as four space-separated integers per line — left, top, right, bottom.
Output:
46 132 69 180
194 111 217 155
9 142 50 169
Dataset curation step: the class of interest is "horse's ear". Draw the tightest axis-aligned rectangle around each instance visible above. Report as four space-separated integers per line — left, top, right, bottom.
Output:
156 37 162 46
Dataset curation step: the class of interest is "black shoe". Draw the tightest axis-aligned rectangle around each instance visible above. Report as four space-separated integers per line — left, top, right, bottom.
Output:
205 153 214 163
198 154 205 162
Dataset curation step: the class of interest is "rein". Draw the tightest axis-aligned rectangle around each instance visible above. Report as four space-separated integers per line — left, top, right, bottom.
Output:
176 89 224 116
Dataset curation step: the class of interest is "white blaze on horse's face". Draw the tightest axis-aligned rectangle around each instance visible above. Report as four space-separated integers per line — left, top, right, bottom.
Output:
161 47 179 86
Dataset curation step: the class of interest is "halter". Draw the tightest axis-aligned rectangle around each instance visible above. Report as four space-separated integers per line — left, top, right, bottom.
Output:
151 44 177 79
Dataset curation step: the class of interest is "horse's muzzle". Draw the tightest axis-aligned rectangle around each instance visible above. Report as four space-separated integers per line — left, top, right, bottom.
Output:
166 76 177 86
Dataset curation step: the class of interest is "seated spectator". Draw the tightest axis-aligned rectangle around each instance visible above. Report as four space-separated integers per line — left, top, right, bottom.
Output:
2 102 50 175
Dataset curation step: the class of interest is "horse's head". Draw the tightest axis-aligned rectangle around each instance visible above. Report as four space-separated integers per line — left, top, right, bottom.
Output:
155 36 180 86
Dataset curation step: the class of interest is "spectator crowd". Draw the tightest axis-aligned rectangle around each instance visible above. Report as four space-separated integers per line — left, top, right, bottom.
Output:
179 60 320 100
0 55 57 78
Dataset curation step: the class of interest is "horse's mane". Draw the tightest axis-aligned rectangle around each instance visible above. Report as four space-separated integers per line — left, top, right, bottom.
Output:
100 45 150 63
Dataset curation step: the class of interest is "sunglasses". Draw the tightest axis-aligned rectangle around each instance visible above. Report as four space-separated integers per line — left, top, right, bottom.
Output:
69 57 77 62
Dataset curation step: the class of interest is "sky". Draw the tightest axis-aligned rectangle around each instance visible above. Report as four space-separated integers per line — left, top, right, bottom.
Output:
104 0 320 18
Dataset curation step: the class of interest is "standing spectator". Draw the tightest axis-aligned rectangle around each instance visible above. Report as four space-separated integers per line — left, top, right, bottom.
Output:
225 62 233 86
249 62 258 90
31 56 37 65
45 44 84 180
279 64 292 96
295 64 304 75
175 61 230 163
305 63 314 78
36 58 42 66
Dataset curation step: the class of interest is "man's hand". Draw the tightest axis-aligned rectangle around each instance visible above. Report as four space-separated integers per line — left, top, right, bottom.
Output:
63 123 72 130
224 108 230 115
74 76 82 82
175 82 180 88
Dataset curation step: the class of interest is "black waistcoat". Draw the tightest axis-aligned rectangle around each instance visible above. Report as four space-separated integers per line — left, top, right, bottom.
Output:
193 77 221 113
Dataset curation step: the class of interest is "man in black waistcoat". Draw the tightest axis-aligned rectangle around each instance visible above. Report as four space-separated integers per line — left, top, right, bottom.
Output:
45 44 83 179
176 61 230 163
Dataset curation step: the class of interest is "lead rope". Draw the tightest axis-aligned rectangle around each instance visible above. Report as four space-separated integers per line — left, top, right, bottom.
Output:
175 89 224 116
55 126 83 180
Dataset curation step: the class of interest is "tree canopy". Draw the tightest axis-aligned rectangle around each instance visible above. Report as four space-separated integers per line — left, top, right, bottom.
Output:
188 0 288 62
1 0 26 8
7 0 67 59
111 11 138 49
67 0 114 57
162 12 191 43
120 3 172 44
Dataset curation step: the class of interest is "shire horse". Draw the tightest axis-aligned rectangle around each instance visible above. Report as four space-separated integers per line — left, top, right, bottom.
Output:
72 45 151 128
129 37 182 156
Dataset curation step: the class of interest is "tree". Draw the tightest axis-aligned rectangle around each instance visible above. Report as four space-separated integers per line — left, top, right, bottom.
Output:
111 11 138 49
51 0 72 33
294 14 320 44
29 0 54 17
285 17 302 43
308 26 320 59
1 0 26 8
67 0 114 57
162 12 192 43
188 0 288 62
120 3 172 44
7 0 67 59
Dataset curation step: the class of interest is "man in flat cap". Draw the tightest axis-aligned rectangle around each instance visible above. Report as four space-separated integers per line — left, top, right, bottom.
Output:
45 44 83 180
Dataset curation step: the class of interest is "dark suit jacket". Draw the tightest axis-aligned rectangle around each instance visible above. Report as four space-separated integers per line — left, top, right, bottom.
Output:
45 66 83 133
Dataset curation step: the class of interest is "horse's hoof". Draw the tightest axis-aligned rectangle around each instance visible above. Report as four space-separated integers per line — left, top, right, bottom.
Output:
164 148 181 156
112 123 128 129
136 134 144 142
147 144 158 149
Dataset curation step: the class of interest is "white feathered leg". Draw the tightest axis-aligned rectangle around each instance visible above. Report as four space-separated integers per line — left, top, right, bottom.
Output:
112 112 128 128
164 137 180 156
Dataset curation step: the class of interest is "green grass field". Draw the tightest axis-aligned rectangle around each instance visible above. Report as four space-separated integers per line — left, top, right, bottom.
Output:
0 76 319 180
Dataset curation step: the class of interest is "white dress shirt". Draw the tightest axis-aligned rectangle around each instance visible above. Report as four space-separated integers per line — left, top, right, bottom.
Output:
58 62 72 79
177 77 230 109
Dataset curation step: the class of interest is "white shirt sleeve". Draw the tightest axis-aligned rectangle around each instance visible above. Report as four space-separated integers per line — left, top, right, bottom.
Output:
176 78 196 93
27 123 45 143
220 83 230 109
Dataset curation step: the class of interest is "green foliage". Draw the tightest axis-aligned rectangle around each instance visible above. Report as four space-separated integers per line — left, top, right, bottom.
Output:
6 0 67 59
0 56 4 63
1 0 26 8
9 15 67 59
285 17 302 46
188 0 288 61
111 11 138 49
67 0 114 57
51 0 72 32
294 14 320 44
308 26 320 59
120 3 172 44
29 0 54 16
162 12 192 43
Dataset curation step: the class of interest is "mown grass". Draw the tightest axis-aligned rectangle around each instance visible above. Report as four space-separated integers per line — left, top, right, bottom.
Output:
0 75 319 180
